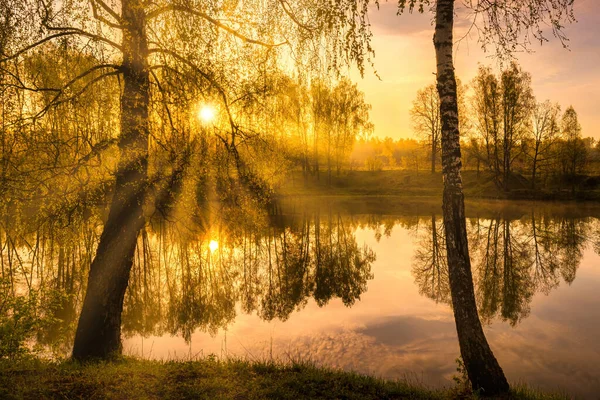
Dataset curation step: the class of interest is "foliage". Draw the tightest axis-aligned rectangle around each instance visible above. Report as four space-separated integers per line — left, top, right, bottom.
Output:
0 281 38 359
449 357 473 398
0 279 72 359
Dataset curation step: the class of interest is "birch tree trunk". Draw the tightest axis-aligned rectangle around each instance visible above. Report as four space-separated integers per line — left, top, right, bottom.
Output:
72 0 149 360
433 0 510 395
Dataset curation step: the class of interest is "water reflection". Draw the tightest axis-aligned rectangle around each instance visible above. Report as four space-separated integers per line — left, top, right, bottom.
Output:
412 211 592 326
413 215 449 304
0 205 375 353
139 211 375 341
1 199 600 396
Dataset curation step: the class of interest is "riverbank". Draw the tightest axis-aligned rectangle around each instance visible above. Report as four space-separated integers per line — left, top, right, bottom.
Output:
279 170 600 201
0 358 571 399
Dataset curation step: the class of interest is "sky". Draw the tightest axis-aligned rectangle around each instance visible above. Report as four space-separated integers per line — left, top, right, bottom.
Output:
350 0 600 140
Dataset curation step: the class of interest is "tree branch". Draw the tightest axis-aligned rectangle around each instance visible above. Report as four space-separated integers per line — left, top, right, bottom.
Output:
148 68 181 140
27 71 121 121
0 30 121 64
148 49 236 131
146 5 287 48
42 25 123 50
278 0 314 32
90 0 124 29
91 0 123 23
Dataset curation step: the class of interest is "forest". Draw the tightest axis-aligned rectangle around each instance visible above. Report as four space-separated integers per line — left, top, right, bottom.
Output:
1 0 597 399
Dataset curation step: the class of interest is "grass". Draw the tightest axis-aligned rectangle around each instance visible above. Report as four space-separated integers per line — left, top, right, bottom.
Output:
280 170 600 201
0 357 573 400
281 170 445 197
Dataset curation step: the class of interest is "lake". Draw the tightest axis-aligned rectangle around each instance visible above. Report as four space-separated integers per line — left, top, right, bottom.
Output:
2 197 599 398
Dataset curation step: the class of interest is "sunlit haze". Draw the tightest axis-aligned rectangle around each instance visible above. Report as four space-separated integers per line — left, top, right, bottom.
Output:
2 0 599 398
198 105 216 124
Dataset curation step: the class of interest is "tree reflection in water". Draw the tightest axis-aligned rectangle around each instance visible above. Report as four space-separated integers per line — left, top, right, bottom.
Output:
0 203 375 355
1 199 597 357
413 214 450 304
412 211 592 326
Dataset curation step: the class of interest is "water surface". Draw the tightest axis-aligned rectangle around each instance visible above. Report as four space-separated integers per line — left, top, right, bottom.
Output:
3 198 599 398
123 199 600 398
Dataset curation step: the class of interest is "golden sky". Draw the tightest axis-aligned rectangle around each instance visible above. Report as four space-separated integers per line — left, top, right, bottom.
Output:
352 0 600 140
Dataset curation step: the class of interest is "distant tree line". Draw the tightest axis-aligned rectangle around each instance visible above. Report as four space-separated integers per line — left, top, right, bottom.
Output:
343 62 599 194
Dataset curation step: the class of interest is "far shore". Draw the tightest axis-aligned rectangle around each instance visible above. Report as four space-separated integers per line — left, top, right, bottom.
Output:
279 170 600 202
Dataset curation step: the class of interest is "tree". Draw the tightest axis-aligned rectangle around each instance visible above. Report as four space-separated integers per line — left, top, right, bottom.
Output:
307 78 372 182
411 84 441 174
330 78 372 177
411 80 466 174
560 106 586 179
470 62 534 191
500 62 534 191
1 0 374 361
398 0 575 394
432 1 510 393
528 100 561 189
471 65 502 185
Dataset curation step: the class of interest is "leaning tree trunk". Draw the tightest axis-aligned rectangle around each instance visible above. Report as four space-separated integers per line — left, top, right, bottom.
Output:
433 0 509 395
72 0 149 361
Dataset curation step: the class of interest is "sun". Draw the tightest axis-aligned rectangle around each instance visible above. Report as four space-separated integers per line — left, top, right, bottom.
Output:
198 105 216 124
209 240 219 252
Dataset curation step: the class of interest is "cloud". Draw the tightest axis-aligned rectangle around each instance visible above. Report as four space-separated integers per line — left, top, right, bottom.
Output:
367 4 435 37
259 318 460 387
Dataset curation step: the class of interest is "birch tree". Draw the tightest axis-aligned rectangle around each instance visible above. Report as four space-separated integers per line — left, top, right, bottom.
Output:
396 0 576 394
471 65 502 183
411 79 466 174
560 105 585 177
500 62 534 191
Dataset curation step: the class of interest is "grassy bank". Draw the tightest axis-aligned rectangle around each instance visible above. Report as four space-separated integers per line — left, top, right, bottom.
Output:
280 170 600 201
0 358 571 400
